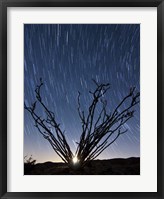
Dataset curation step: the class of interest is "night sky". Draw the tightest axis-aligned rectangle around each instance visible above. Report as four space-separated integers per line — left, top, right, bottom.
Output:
24 24 140 163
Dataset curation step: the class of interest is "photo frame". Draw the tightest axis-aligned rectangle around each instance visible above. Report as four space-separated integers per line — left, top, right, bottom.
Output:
0 0 163 198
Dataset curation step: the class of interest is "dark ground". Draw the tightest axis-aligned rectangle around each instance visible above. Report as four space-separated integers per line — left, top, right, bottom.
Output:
24 157 140 175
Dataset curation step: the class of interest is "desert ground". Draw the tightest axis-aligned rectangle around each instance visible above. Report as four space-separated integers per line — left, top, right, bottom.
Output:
24 157 140 175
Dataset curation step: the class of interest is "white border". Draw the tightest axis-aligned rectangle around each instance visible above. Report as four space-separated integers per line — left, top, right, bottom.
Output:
7 7 157 192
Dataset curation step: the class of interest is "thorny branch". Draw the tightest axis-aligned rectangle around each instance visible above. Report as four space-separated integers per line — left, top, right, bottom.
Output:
75 80 139 166
24 78 73 164
25 78 140 169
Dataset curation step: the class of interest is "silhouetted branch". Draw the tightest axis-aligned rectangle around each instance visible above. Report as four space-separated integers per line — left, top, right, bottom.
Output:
25 79 73 165
75 80 139 166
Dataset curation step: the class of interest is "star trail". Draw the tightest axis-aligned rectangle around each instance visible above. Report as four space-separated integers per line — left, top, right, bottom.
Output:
24 24 140 163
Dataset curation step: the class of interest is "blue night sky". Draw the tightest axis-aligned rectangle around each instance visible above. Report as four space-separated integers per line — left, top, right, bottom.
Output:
24 24 140 163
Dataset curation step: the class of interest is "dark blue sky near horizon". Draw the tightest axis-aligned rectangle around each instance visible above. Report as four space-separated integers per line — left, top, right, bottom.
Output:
24 24 140 163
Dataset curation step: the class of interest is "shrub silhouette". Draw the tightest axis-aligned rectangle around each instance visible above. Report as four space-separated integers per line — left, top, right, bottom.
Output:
25 79 139 170
24 155 36 174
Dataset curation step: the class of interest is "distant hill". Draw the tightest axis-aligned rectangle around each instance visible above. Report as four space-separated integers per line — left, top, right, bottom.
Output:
24 157 140 175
